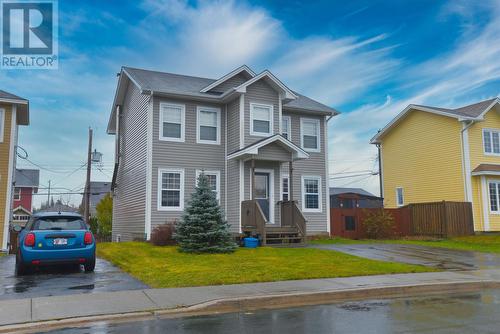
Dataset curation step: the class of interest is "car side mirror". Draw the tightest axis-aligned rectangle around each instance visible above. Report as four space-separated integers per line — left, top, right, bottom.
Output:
12 225 23 233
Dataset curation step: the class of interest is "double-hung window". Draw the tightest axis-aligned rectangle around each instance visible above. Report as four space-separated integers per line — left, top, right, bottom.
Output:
250 103 273 136
396 187 404 207
300 118 320 152
483 129 500 155
282 116 291 140
489 182 500 213
302 176 322 212
160 103 185 142
281 175 289 201
196 170 220 201
158 169 184 211
14 188 21 201
197 107 221 144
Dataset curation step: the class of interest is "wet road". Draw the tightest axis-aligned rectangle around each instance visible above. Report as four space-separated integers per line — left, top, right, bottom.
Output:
0 255 148 300
312 243 500 270
42 289 500 333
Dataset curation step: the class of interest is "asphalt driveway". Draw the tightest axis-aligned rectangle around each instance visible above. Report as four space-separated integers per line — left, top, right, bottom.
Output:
311 243 500 271
0 255 148 300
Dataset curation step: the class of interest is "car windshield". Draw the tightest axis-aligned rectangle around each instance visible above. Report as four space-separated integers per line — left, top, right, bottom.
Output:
33 217 86 231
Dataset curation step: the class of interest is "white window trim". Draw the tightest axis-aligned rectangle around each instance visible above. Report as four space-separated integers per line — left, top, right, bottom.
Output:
300 118 321 153
196 106 221 145
196 169 221 201
488 181 500 214
159 102 185 142
280 173 289 201
13 188 21 201
396 187 404 207
250 103 273 137
0 108 4 143
482 128 500 156
282 115 291 140
301 175 322 213
157 168 185 211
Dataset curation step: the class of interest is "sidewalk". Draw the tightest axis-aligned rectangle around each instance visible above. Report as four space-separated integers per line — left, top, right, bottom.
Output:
1 269 500 331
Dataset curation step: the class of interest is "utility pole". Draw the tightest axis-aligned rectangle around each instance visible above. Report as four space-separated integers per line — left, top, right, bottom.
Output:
47 180 51 207
84 128 93 225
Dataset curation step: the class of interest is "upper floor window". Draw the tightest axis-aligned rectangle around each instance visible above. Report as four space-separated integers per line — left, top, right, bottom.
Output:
14 188 21 200
396 187 404 207
197 107 221 144
300 118 320 152
282 116 291 140
250 103 273 136
302 176 322 212
196 170 221 201
158 168 184 211
0 109 4 143
160 103 185 142
483 129 500 155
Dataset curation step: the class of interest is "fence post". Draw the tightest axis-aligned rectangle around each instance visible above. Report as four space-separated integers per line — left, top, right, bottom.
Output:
441 200 448 238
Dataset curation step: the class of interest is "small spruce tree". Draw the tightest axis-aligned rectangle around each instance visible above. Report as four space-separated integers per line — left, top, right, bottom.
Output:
175 173 237 253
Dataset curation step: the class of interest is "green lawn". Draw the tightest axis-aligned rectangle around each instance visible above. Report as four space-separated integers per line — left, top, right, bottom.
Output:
310 235 500 254
97 242 435 288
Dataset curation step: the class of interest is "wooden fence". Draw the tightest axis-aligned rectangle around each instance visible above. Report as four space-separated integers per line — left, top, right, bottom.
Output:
330 201 474 239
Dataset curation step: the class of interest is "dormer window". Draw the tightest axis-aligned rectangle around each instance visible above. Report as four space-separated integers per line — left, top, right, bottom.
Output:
250 103 273 136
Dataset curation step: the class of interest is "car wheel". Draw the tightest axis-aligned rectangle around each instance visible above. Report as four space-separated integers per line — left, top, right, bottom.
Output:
84 257 96 272
15 253 27 276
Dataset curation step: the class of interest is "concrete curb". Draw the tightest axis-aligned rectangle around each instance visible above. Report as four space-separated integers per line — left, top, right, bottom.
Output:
2 280 499 333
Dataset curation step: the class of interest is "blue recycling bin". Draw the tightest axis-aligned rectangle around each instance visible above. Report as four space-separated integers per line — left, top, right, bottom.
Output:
243 237 259 248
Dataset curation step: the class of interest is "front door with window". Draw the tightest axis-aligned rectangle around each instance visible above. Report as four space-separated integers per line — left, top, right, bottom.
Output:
255 172 271 223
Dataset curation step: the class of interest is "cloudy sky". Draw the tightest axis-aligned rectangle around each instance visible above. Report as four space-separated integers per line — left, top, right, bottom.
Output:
3 0 500 208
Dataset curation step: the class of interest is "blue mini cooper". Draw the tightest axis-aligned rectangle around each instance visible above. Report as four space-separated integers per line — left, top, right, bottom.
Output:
15 212 96 275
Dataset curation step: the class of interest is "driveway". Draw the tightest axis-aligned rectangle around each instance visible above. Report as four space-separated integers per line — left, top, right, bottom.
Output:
312 243 500 270
0 255 148 300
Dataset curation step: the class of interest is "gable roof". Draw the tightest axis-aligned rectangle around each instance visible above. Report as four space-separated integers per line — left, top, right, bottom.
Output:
13 205 32 215
329 187 380 198
227 134 309 161
199 65 255 93
15 169 39 188
371 97 500 144
0 89 29 125
108 66 339 133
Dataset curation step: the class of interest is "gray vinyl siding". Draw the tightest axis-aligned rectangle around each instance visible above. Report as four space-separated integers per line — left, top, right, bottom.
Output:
281 112 328 233
209 73 249 93
226 97 240 153
244 80 280 146
258 143 293 162
150 97 226 229
112 82 149 241
226 159 241 233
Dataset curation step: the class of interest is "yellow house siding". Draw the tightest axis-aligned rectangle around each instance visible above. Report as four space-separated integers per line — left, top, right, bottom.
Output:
468 105 500 168
0 104 13 248
468 106 500 231
381 110 465 208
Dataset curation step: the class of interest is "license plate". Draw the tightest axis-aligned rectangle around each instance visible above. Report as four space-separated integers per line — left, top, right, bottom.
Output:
54 238 67 245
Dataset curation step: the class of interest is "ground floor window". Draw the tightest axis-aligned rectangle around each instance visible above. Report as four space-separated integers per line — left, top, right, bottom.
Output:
196 170 220 201
281 175 289 201
158 168 184 211
489 182 500 212
302 176 322 212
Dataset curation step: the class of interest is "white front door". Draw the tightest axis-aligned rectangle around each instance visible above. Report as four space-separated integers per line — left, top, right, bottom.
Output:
252 168 275 224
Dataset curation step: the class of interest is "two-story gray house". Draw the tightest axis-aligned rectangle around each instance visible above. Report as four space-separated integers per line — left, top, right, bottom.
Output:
107 65 338 244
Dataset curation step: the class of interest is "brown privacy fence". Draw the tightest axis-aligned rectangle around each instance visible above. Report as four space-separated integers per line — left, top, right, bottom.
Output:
330 201 474 239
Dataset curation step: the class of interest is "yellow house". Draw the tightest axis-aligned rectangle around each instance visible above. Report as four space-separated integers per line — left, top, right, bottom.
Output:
0 90 29 251
371 97 500 232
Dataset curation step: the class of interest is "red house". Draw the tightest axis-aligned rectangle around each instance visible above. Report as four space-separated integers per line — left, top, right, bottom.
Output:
13 169 39 225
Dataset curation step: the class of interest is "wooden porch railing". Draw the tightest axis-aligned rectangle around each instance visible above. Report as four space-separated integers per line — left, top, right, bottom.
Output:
241 200 268 245
280 200 307 239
